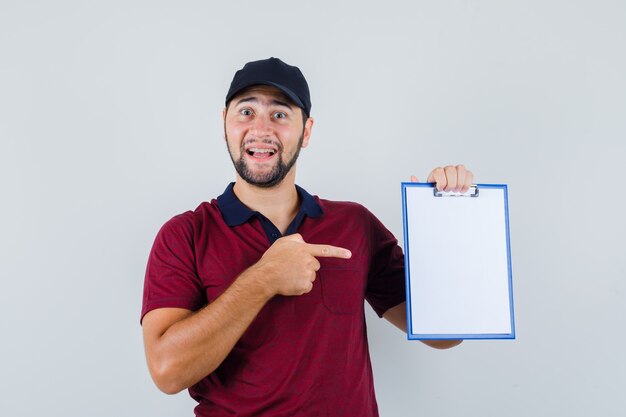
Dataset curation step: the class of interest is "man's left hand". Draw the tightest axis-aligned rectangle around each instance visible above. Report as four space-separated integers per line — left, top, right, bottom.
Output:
410 164 474 193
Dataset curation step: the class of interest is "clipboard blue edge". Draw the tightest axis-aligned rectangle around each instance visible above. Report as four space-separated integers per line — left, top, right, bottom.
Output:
401 182 516 341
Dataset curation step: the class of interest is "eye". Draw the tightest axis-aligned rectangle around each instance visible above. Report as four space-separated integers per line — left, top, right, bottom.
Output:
240 108 253 116
273 111 287 119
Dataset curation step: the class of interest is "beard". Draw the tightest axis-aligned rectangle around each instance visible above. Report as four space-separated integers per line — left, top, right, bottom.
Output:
226 133 304 188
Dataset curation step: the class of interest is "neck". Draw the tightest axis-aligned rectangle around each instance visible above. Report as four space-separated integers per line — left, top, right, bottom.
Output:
232 171 300 235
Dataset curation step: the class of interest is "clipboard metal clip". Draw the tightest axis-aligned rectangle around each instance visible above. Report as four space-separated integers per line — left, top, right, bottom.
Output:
433 185 479 198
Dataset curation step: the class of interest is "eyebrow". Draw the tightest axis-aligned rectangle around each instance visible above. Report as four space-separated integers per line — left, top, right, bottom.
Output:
234 96 293 110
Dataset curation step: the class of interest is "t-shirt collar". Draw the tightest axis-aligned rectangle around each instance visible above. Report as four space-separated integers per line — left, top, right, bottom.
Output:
216 182 323 227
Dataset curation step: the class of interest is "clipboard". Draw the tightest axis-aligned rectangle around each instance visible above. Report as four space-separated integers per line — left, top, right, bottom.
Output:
401 183 515 340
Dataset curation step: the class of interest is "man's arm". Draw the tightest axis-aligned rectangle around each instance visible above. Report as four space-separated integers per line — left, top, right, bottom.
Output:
383 302 462 349
142 233 351 394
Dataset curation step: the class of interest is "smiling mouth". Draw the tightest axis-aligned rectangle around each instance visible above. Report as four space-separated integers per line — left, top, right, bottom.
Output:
246 147 277 159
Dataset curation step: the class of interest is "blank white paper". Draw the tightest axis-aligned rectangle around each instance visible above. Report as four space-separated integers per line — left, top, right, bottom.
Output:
404 185 513 337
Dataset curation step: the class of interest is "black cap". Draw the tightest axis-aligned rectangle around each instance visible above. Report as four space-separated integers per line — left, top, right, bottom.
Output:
225 57 311 117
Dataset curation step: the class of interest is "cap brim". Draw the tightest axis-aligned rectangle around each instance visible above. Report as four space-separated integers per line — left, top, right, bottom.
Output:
226 80 306 113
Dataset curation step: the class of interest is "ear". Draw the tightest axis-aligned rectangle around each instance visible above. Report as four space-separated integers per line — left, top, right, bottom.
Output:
222 107 227 122
301 116 314 149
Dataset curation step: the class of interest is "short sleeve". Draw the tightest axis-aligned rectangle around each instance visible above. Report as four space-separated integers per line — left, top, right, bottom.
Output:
140 213 206 323
364 209 406 317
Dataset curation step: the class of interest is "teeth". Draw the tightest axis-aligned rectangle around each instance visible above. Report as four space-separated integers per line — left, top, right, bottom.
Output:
248 148 275 154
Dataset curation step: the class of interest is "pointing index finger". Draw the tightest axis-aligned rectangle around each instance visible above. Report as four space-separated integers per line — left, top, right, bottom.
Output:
305 243 352 259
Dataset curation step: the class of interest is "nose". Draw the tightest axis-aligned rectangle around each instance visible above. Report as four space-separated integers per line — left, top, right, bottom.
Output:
249 114 273 138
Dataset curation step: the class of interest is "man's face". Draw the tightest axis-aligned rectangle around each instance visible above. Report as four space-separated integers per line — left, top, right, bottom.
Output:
223 85 313 188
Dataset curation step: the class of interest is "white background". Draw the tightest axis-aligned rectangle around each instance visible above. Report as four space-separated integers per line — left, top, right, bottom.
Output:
1 1 624 416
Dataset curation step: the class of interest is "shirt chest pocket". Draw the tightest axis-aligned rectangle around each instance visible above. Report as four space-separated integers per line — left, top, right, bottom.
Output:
319 268 365 315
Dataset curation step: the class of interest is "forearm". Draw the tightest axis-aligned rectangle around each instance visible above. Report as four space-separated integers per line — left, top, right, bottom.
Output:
145 266 273 394
143 234 349 394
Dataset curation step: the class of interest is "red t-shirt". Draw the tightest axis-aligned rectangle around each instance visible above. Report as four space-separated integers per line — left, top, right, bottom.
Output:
142 184 406 417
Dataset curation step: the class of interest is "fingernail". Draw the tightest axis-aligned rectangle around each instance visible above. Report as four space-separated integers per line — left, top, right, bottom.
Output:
344 250 352 258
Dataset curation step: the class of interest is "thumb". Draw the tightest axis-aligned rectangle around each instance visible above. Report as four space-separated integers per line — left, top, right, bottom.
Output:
410 175 419 182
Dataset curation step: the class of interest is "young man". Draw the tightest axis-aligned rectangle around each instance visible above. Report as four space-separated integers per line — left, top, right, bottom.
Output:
141 57 472 416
